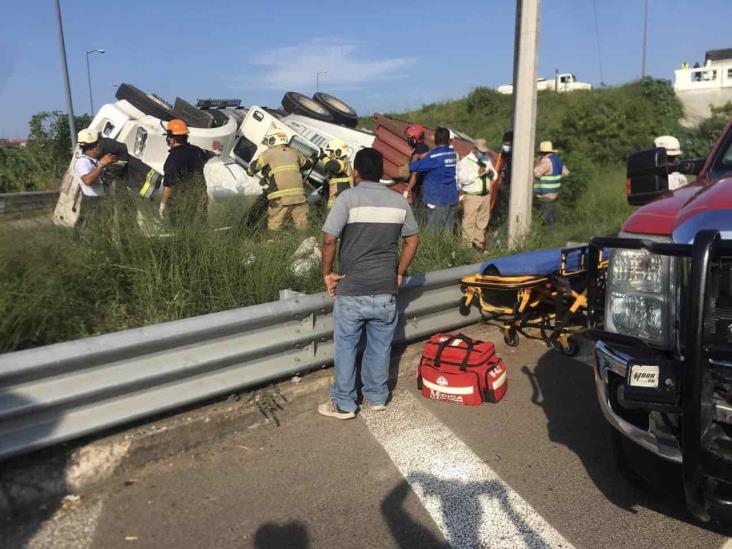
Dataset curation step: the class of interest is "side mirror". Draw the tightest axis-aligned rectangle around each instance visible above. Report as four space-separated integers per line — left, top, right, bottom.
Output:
676 158 705 176
626 147 669 206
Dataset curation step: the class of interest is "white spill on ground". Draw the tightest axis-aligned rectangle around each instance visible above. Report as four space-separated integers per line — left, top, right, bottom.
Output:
362 390 574 548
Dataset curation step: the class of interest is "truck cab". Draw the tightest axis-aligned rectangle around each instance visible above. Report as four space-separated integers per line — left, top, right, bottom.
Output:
589 121 732 522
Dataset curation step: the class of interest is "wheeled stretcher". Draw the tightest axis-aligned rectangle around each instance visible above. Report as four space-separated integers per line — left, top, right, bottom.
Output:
459 246 606 356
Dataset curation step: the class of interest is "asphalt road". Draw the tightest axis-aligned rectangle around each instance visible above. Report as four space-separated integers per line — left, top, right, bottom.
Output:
5 324 732 548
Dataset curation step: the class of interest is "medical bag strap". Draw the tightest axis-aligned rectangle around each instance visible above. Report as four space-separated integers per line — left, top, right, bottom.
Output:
434 333 474 371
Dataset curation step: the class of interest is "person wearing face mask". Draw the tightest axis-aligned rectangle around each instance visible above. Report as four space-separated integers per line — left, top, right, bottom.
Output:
160 119 209 225
457 139 496 251
487 131 513 229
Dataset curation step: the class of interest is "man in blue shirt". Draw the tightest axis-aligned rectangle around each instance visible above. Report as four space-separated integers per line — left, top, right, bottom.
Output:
409 126 458 232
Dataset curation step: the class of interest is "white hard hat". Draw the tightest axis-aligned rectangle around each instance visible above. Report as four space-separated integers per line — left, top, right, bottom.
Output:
77 128 99 145
654 135 682 156
263 131 289 148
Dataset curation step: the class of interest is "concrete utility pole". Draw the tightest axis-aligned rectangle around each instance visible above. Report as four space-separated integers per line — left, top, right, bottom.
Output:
54 0 76 149
641 0 648 78
508 0 541 248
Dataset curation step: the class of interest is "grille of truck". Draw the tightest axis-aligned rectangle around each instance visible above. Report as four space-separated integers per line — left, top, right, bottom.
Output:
705 261 732 345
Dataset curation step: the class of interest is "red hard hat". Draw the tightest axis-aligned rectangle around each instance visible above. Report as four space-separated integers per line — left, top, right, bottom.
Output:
405 124 425 141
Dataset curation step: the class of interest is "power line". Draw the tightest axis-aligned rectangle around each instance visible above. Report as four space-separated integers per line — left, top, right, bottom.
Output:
592 0 605 85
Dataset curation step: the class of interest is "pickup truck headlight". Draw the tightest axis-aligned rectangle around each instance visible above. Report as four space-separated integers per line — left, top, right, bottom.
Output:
605 249 676 347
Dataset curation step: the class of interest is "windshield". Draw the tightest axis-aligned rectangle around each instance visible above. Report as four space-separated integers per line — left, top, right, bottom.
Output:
289 135 319 158
233 135 257 165
709 128 732 180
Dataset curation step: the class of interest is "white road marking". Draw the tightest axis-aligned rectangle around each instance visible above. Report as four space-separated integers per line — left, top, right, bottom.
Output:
362 390 574 548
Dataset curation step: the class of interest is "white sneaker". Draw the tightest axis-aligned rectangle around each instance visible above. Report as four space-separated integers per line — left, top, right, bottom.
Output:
364 399 387 412
318 400 356 420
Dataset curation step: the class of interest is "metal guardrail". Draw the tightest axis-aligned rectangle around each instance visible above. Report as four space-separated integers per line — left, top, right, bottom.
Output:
0 262 483 460
0 191 58 216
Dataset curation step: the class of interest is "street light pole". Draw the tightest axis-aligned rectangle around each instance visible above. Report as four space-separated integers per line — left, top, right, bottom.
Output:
641 0 648 78
86 49 105 114
507 0 541 248
316 71 328 93
54 0 76 149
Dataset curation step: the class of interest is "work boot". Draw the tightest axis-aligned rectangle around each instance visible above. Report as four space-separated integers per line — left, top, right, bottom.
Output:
318 400 356 420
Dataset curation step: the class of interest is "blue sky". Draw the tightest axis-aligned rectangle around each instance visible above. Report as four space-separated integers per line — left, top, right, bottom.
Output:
1 0 730 137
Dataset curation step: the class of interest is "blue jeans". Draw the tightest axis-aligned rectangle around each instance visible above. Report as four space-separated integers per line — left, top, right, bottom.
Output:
424 204 457 233
331 294 398 411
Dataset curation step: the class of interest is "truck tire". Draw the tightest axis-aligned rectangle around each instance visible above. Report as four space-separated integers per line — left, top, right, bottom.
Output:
281 92 333 122
609 426 683 497
115 83 175 121
312 92 358 128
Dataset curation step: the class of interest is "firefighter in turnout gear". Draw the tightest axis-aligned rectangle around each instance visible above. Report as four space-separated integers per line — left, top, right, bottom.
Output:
247 131 313 230
324 139 353 207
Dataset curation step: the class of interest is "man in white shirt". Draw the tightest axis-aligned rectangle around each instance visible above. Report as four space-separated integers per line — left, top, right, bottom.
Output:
457 138 496 251
654 135 688 191
73 129 117 198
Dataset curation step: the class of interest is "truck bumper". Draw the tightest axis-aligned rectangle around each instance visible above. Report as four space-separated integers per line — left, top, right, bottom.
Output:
593 340 682 464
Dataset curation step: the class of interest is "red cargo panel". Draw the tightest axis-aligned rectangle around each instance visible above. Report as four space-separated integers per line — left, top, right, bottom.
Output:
371 114 492 180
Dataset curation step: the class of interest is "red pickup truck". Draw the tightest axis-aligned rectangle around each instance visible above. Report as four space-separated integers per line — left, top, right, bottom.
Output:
589 121 732 522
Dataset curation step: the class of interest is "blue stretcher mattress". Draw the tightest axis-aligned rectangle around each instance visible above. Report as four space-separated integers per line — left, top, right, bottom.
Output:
480 247 584 277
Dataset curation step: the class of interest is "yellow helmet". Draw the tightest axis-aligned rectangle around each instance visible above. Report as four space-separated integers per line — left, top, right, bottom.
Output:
263 131 289 148
326 138 350 159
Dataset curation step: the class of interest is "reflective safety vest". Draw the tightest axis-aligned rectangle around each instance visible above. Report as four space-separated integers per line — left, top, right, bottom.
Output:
533 154 564 196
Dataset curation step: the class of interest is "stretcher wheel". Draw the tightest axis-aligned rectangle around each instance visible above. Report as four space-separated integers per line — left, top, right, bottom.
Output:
504 330 519 347
552 337 579 357
459 299 472 317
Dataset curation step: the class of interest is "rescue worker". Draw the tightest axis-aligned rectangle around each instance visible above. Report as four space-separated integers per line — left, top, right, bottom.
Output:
489 130 513 227
409 127 459 233
655 135 688 190
73 128 117 226
457 138 496 251
398 124 429 203
533 141 569 226
323 139 353 207
247 130 313 231
160 119 209 225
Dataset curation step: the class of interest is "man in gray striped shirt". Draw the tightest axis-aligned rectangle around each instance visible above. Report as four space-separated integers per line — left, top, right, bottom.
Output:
319 148 420 420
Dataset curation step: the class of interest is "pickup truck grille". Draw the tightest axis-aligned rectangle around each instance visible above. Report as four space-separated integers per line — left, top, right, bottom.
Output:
705 261 732 345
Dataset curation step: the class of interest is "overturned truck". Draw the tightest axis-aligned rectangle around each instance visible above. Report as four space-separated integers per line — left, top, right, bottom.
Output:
54 83 482 228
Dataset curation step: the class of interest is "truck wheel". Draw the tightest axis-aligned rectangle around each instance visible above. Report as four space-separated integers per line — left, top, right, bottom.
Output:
281 92 334 122
609 426 683 497
115 83 175 121
312 93 358 128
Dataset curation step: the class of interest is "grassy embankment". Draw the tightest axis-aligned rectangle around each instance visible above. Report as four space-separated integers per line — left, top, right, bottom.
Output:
8 78 705 352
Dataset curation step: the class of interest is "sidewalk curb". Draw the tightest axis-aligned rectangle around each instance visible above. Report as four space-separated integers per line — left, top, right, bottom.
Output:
0 338 431 517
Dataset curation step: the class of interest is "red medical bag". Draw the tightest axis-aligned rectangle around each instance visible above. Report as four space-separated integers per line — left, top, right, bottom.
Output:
417 333 507 405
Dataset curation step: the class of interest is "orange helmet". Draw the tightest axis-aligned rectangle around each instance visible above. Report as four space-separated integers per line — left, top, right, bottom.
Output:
166 119 189 136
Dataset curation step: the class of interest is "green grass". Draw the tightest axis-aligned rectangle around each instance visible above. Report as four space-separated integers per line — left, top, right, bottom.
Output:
0 165 629 353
